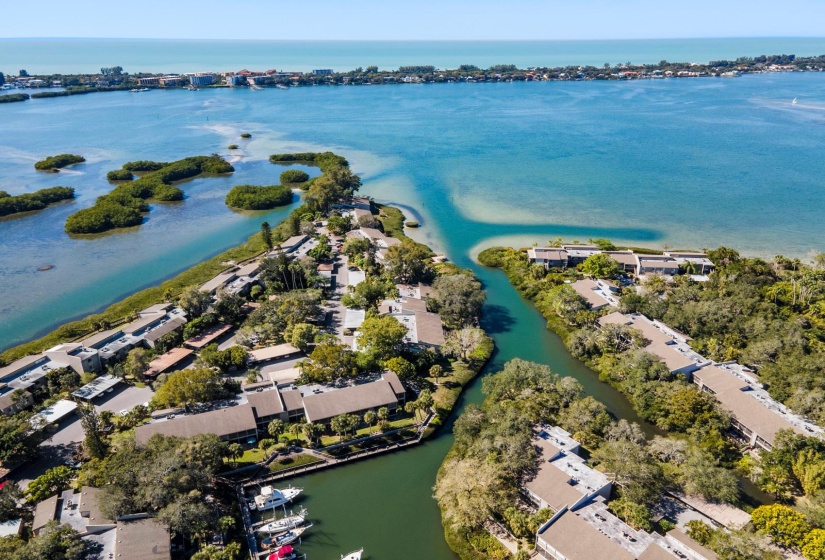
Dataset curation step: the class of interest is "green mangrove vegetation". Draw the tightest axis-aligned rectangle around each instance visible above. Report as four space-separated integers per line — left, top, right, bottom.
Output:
240 132 251 138
106 169 134 181
269 151 349 171
0 186 75 217
225 184 293 210
0 152 348 364
279 169 310 184
64 155 234 234
34 153 85 172
0 93 29 103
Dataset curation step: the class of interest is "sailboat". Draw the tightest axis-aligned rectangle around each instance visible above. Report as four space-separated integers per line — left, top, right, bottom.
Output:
341 548 364 560
257 508 309 534
792 97 798 104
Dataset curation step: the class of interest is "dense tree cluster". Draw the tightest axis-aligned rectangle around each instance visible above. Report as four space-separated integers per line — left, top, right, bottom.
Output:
225 184 293 210
279 169 309 184
34 153 85 171
0 186 74 217
65 155 233 234
79 434 233 543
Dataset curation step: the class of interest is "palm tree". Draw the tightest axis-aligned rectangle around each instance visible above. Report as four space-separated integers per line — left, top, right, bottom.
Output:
363 410 377 433
289 420 305 443
377 407 389 423
227 443 243 466
302 422 323 447
267 419 285 441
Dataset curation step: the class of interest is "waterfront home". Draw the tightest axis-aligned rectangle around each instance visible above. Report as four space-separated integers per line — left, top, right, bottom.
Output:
0 354 60 394
143 316 187 348
664 252 715 274
353 227 401 250
523 426 611 512
135 403 259 445
604 250 638 273
635 254 681 276
134 374 407 442
526 248 568 269
44 342 102 374
569 279 615 310
561 244 602 266
599 311 822 450
302 374 404 425
376 310 445 351
199 270 238 294
692 363 823 450
279 235 310 254
536 499 714 560
598 312 709 375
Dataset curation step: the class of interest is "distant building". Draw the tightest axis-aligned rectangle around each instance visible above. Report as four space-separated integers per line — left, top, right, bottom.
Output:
136 77 160 86
189 73 215 86
312 69 333 75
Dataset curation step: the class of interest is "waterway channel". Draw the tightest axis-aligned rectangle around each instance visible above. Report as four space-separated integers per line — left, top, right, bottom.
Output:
283 251 654 560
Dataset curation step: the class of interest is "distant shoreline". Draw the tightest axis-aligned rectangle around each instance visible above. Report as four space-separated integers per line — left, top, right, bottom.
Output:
2 51 823 103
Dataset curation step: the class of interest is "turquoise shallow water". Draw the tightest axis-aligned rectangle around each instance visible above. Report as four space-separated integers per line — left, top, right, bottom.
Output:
2 37 825 74
1 72 825 349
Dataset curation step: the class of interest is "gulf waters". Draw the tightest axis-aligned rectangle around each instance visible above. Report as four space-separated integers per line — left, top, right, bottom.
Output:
2 37 825 74
0 57 823 560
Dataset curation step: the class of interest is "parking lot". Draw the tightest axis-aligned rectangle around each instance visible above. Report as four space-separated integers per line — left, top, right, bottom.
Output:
10 383 155 489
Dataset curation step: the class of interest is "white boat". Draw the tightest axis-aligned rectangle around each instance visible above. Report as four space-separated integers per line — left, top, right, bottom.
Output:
257 508 308 534
254 486 303 510
341 548 364 560
130 88 150 92
792 97 798 104
270 523 311 547
276 84 289 90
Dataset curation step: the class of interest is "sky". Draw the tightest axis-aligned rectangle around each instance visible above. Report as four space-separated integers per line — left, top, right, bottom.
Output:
2 0 825 40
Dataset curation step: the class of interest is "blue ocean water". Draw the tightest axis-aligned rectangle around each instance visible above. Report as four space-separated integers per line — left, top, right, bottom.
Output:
1 71 825 350
1 37 825 74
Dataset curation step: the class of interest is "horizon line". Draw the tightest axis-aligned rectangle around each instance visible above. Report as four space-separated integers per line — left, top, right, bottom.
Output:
2 36 825 42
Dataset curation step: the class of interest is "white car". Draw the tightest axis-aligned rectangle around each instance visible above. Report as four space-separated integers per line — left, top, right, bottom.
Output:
119 409 130 416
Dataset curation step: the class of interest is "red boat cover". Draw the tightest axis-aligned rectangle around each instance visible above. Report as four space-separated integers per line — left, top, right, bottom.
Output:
273 545 294 558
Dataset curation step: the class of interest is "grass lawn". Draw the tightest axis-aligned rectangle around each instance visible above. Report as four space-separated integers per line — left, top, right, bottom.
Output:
318 416 417 447
223 448 266 469
269 454 322 473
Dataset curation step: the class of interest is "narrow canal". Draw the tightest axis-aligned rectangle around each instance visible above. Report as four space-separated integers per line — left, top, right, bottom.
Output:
286 254 656 560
